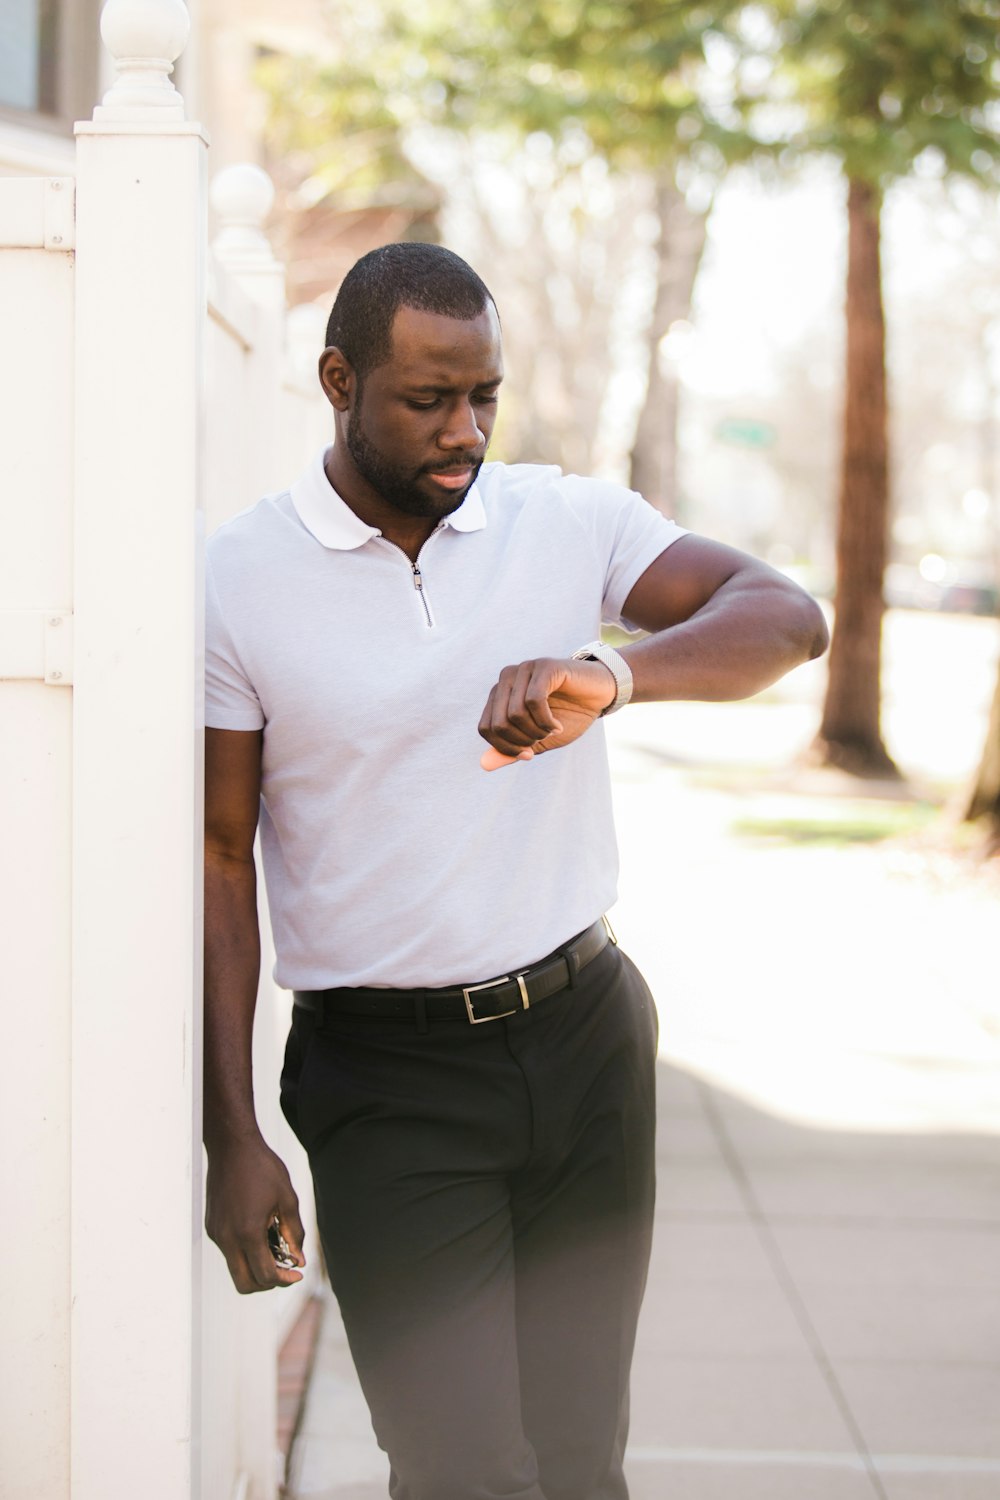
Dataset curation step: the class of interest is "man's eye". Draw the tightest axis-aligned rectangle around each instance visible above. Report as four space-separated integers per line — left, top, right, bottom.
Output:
474 393 499 405
408 398 439 410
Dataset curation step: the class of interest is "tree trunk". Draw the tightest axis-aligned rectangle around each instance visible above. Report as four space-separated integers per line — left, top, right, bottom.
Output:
813 176 900 777
629 171 708 520
962 654 1000 852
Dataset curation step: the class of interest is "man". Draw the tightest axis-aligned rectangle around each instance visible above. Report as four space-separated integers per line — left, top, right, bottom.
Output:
204 242 827 1500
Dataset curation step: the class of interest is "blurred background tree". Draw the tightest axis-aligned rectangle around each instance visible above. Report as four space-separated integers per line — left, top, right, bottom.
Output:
407 0 758 513
964 670 1000 851
739 0 1000 777
259 0 758 512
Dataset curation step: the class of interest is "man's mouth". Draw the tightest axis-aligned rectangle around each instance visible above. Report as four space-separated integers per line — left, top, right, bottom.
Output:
425 462 479 491
427 468 473 490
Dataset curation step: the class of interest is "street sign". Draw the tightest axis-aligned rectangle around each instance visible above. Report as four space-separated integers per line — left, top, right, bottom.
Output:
715 417 777 449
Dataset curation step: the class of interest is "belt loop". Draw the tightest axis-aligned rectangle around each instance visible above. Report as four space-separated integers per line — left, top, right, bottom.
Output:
414 991 429 1036
559 944 578 991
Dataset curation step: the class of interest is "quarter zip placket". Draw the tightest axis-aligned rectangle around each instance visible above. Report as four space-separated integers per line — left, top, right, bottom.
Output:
376 534 438 628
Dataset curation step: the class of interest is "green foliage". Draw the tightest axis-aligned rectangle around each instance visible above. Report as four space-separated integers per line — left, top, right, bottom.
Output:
749 0 1000 186
401 0 756 173
260 0 1000 199
258 0 760 184
256 45 437 213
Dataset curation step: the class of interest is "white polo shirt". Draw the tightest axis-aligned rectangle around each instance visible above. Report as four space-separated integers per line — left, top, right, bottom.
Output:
205 447 687 989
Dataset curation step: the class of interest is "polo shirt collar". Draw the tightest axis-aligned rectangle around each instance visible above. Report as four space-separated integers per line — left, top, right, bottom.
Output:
291 446 486 550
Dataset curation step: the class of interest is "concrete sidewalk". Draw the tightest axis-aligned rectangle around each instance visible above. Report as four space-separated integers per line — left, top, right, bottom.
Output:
285 1054 1000 1500
627 1063 1000 1500
285 632 1000 1500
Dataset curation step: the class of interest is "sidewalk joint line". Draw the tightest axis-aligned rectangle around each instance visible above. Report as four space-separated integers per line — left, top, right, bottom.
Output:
697 1079 890 1500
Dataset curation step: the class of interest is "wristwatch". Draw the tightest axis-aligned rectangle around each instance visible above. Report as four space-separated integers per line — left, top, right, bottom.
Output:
570 641 633 716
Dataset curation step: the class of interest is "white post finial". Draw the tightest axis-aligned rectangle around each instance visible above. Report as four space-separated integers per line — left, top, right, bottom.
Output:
210 164 279 272
95 0 190 121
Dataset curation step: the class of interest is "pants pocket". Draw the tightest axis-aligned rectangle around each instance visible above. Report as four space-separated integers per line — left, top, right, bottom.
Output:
279 1006 317 1143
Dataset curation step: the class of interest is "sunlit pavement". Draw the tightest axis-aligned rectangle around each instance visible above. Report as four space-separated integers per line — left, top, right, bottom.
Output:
286 610 1000 1500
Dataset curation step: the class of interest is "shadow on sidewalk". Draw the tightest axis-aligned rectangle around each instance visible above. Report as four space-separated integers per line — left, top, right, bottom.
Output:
630 1060 1000 1500
286 1059 1000 1500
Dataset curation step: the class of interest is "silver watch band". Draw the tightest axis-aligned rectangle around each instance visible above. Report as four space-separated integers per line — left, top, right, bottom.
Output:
570 640 633 716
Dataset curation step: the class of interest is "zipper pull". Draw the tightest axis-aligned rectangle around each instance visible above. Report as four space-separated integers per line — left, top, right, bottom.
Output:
411 563 433 627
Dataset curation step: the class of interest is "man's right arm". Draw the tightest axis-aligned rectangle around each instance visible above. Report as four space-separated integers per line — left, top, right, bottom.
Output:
204 726 305 1293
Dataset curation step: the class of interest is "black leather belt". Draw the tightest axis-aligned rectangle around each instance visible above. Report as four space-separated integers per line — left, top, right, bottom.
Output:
293 919 611 1025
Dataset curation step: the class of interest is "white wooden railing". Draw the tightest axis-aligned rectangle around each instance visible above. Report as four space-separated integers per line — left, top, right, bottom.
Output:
0 3 328 1497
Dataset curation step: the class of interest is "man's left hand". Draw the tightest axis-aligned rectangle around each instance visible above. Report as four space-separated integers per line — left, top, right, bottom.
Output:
479 657 616 770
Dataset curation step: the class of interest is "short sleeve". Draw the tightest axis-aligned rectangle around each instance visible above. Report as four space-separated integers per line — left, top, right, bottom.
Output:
559 476 688 630
204 554 265 730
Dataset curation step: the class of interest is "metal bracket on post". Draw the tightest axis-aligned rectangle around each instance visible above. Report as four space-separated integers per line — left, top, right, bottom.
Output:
44 612 74 684
44 178 76 251
0 611 74 685
0 177 75 249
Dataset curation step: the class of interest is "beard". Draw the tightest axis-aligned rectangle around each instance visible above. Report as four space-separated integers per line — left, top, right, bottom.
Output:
345 403 483 519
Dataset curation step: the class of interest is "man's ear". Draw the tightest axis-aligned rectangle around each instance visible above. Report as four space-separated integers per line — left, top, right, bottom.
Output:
318 347 354 412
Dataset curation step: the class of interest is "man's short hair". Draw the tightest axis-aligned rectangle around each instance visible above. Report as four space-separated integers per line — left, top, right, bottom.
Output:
325 242 494 382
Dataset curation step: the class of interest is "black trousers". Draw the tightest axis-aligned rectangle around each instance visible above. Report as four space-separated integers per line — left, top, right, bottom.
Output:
280 938 658 1500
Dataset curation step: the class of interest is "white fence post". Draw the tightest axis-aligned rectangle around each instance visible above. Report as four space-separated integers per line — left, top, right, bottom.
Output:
71 2 207 1495
0 185 76 1500
201 163 313 1500
208 162 287 521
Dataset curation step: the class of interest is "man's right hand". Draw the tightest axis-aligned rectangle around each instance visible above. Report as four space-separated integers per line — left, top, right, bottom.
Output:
205 1136 306 1294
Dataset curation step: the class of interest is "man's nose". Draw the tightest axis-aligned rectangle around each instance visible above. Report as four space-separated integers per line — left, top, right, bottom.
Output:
438 399 485 451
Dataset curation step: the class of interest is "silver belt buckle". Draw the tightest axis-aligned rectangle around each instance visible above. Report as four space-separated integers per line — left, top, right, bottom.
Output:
462 972 531 1024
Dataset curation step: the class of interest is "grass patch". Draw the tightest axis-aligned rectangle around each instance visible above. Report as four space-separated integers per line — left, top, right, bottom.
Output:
732 801 939 847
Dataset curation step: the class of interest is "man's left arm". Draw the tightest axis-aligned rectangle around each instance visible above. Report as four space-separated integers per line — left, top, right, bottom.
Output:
478 536 829 764
617 535 829 702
